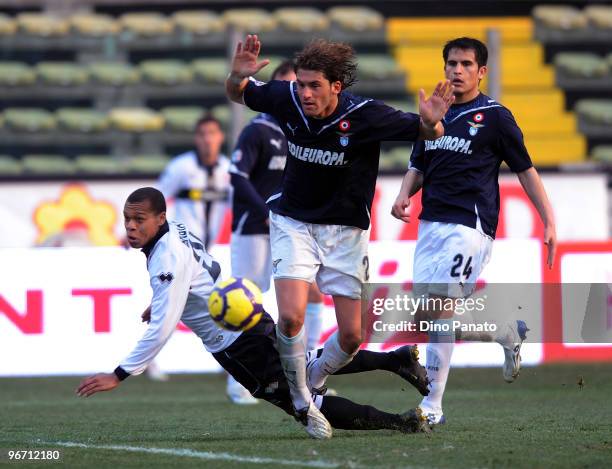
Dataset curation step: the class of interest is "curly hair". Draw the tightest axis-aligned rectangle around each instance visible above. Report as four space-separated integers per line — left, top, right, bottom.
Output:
294 39 357 89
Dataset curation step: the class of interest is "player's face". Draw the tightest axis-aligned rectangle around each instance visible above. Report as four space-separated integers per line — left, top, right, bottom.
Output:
444 48 487 101
195 121 224 165
295 69 341 119
123 201 166 249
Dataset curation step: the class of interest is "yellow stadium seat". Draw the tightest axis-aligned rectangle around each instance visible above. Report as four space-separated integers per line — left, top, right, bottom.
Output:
17 13 70 37
525 136 586 165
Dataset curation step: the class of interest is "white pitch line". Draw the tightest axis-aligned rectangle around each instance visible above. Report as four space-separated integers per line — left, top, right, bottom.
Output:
48 441 341 468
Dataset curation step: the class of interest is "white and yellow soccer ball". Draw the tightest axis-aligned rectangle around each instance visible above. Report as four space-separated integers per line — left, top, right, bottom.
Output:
208 277 264 331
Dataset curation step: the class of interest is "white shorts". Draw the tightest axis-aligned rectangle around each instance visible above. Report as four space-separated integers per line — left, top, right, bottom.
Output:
413 220 492 298
269 212 370 299
230 233 272 292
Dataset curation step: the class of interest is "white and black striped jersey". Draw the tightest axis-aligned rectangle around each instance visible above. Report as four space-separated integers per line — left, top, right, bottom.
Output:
114 221 241 380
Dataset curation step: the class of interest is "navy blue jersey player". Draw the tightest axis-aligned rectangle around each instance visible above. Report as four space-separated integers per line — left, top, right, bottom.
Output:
392 37 557 426
226 35 455 439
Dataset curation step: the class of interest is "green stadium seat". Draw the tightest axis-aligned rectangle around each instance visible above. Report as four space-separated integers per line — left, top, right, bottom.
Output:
109 107 164 132
171 10 224 35
591 146 612 164
532 5 587 30
222 9 277 32
161 106 206 132
88 62 140 86
0 155 22 175
0 13 17 36
22 155 75 174
0 62 36 86
3 108 56 132
139 60 193 86
119 13 174 37
70 13 120 36
75 155 127 174
253 55 285 81
36 62 89 86
584 5 612 29
554 53 608 78
16 13 70 37
56 108 109 132
211 104 230 128
359 55 404 80
327 6 384 32
274 8 329 32
575 100 612 125
191 58 227 84
126 155 170 174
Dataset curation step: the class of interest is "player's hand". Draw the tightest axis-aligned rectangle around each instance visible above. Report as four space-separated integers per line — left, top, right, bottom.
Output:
544 224 557 269
76 373 119 398
141 305 151 323
419 80 455 127
230 34 270 80
391 194 411 223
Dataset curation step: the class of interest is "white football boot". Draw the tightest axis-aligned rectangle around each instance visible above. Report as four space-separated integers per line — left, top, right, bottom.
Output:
496 320 529 383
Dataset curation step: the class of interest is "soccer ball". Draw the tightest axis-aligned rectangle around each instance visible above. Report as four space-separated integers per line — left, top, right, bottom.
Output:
208 277 264 331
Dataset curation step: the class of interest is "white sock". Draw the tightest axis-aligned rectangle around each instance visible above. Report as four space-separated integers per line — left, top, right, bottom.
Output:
304 302 324 351
420 319 455 415
308 331 357 390
276 325 311 411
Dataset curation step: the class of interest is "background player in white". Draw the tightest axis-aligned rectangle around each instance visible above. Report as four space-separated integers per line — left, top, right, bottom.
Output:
75 187 433 436
229 59 326 357
391 37 557 425
226 35 454 438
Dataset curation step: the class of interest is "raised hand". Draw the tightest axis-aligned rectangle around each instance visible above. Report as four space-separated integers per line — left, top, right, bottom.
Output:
419 80 455 127
230 34 270 79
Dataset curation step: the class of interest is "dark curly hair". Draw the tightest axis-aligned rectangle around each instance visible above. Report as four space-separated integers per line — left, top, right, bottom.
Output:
294 39 357 89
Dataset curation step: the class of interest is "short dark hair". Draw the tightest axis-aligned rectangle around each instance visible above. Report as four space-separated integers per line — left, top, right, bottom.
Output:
195 114 222 132
271 59 295 80
294 39 357 89
126 187 166 214
443 37 488 68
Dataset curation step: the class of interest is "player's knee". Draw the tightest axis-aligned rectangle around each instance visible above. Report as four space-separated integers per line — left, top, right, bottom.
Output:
338 330 361 354
277 315 303 337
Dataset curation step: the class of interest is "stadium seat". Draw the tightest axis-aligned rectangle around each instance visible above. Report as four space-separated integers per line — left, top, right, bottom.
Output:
532 5 588 30
525 136 586 165
584 5 612 29
75 155 127 174
191 58 227 84
22 155 75 174
3 108 56 132
139 60 193 85
0 62 36 86
554 53 608 78
119 13 174 37
16 13 70 36
36 62 89 86
126 155 170 174
274 8 329 32
575 100 612 125
222 9 277 32
211 105 258 130
0 13 17 36
88 62 140 86
70 13 119 36
56 108 109 132
161 106 206 132
327 6 384 32
171 10 225 35
0 155 22 175
591 145 612 164
358 55 404 80
254 55 285 81
109 108 164 132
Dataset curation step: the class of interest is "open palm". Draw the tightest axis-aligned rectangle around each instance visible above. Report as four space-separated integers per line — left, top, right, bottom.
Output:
419 80 455 127
231 34 270 78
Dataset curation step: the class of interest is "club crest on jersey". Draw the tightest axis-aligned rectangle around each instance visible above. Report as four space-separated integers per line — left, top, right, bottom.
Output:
339 135 349 147
467 121 485 136
338 119 351 132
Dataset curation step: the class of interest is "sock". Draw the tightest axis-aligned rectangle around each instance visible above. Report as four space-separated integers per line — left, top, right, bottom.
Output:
332 350 400 375
275 325 311 411
420 319 455 415
308 331 357 390
304 302 324 351
455 310 494 342
320 395 407 432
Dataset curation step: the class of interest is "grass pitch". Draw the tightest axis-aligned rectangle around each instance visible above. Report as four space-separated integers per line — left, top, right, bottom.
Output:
1 364 611 468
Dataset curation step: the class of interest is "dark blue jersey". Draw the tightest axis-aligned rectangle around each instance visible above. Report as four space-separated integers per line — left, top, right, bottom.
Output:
229 113 287 235
410 93 533 239
243 78 420 230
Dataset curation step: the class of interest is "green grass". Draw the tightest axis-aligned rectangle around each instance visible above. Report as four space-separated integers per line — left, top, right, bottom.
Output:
1 364 611 468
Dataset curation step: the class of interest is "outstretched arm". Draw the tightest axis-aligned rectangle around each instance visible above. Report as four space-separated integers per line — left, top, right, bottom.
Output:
517 167 557 268
225 34 270 104
418 80 455 140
